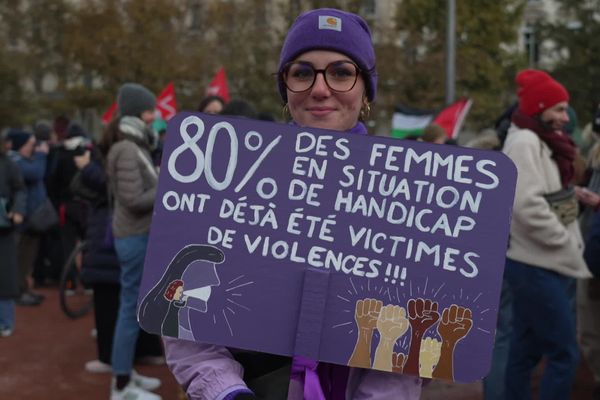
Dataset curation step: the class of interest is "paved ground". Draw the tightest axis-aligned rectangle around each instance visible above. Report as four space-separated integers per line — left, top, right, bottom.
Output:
0 287 595 399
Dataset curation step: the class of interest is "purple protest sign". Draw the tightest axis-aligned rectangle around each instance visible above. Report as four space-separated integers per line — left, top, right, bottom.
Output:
138 112 516 383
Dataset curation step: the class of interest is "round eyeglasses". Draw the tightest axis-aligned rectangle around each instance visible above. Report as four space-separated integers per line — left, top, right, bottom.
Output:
281 61 362 93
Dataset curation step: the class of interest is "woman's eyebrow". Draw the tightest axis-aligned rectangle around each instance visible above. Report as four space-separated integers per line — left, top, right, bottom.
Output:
294 59 352 66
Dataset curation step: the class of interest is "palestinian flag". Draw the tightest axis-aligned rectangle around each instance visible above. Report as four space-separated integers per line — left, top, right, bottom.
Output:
391 105 434 139
391 98 473 140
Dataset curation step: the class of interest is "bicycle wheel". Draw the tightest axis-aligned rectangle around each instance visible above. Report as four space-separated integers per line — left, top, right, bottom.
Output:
59 241 93 319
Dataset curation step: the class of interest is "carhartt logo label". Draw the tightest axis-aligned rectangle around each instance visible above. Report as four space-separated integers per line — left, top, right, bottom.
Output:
319 15 342 31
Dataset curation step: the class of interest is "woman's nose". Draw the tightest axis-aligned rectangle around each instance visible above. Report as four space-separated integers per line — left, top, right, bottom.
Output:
310 71 331 97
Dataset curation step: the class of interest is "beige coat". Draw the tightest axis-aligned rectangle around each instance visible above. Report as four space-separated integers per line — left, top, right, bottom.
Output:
107 139 158 238
503 124 591 278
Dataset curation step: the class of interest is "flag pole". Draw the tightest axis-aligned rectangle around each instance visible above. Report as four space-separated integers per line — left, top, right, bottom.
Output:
445 0 456 106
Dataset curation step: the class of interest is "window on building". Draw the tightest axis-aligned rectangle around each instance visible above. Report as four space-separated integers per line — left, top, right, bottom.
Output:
362 0 376 17
189 2 202 31
523 28 539 67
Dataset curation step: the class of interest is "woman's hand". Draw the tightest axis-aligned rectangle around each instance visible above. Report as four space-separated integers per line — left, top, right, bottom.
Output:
575 186 600 209
74 150 91 170
8 212 24 225
35 141 49 154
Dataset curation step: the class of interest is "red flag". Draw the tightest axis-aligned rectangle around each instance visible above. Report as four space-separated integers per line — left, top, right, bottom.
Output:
156 82 177 120
101 102 117 125
205 67 230 102
433 98 473 139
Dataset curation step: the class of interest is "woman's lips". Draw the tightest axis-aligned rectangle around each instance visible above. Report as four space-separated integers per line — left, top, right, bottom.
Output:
307 107 336 117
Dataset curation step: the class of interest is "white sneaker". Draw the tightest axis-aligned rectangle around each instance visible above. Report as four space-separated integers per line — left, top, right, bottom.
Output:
110 381 162 400
0 328 13 337
131 370 161 391
85 359 111 373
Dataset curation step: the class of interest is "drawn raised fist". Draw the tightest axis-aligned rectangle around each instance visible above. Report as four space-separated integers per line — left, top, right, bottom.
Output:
419 336 442 378
377 305 409 342
408 298 440 334
437 304 473 344
348 298 383 369
354 298 383 331
432 304 473 380
392 352 407 374
404 298 440 375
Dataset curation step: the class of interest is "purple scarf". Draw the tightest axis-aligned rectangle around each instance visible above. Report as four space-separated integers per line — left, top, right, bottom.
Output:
347 122 368 135
292 121 368 136
291 357 350 400
511 109 576 187
290 121 366 399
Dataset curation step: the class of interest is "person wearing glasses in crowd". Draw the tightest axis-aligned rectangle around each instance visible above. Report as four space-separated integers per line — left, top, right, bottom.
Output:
162 8 423 400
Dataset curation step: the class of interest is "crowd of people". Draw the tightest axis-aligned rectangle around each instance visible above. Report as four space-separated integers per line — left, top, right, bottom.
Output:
2 6 600 400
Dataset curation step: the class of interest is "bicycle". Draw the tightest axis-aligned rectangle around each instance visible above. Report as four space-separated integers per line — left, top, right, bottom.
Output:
59 240 93 319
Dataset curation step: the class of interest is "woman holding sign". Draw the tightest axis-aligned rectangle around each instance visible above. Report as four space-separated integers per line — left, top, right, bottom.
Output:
502 70 591 399
163 8 422 400
107 83 163 400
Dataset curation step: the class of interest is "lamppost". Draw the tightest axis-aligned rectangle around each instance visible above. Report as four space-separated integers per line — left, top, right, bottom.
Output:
445 0 456 105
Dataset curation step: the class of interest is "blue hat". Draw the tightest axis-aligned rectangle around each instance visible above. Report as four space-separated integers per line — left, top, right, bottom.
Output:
117 83 156 117
7 129 32 151
278 8 377 103
66 122 88 139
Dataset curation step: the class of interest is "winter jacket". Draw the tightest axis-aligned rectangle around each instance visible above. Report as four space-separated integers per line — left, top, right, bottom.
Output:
106 118 158 238
163 338 422 400
0 155 26 220
9 150 47 217
73 161 121 285
48 137 90 205
581 140 600 277
0 155 26 297
503 124 590 278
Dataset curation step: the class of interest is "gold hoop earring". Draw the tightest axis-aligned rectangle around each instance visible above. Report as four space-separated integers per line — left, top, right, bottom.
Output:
282 103 291 120
360 101 371 120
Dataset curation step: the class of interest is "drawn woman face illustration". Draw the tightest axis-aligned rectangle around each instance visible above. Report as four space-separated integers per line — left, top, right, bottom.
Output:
174 286 184 301
181 259 221 313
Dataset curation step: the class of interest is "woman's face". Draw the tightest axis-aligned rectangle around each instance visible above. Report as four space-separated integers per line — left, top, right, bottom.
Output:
286 50 365 132
140 110 156 125
174 286 184 301
203 100 224 114
541 101 569 132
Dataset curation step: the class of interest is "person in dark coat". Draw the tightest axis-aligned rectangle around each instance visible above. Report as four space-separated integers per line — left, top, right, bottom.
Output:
71 120 163 373
0 131 26 336
7 129 49 306
33 119 65 286
48 122 91 279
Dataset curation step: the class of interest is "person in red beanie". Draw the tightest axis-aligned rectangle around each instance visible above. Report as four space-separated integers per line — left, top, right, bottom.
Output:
501 69 591 399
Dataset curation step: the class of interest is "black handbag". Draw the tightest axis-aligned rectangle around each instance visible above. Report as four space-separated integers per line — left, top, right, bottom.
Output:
70 170 102 204
543 186 578 226
27 198 59 233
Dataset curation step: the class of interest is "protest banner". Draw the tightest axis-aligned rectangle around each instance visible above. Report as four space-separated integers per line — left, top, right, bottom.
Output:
138 112 517 382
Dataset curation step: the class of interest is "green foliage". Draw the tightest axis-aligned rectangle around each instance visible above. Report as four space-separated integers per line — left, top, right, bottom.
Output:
538 0 600 124
0 0 70 125
0 37 26 127
195 0 286 114
63 0 186 100
0 0 532 133
390 0 526 129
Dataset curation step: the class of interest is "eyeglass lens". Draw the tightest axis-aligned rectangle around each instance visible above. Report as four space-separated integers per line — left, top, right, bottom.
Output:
284 61 359 93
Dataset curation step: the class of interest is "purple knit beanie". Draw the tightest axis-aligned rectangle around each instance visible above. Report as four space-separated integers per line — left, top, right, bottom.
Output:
278 8 377 103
